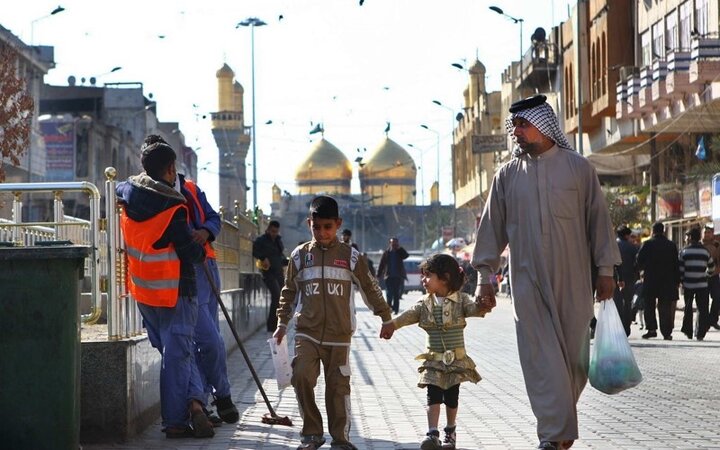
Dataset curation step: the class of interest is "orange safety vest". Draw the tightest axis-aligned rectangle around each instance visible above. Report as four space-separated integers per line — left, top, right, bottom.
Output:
120 204 186 307
184 179 217 259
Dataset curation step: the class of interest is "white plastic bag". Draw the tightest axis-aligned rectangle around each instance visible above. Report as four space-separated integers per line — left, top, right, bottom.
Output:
589 300 643 394
268 337 292 390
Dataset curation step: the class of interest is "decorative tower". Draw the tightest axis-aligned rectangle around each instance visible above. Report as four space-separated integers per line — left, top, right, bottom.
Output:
211 63 251 212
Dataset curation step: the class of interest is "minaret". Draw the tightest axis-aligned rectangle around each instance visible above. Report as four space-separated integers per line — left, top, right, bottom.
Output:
211 63 251 212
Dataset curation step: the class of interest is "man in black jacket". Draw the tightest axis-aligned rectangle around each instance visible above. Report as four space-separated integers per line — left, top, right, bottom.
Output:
377 237 409 314
614 225 639 336
636 222 681 340
252 220 287 331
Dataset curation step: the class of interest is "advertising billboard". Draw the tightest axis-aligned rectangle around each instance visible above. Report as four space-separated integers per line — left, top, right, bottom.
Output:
40 120 75 182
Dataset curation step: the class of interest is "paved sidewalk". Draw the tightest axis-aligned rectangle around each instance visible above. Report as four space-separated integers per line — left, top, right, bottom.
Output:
86 292 720 450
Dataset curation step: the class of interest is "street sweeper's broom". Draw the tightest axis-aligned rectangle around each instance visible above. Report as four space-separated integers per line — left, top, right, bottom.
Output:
203 262 293 426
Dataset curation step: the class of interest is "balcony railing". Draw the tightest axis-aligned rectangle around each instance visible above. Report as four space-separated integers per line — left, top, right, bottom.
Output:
516 41 559 89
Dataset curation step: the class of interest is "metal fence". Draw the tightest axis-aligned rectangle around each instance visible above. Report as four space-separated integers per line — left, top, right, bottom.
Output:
0 167 258 341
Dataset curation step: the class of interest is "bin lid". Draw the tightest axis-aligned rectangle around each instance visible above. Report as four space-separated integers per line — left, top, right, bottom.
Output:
0 245 91 261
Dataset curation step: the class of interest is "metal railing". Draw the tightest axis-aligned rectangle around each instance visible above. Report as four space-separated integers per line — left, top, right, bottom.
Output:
0 180 104 325
103 167 143 340
1 167 258 341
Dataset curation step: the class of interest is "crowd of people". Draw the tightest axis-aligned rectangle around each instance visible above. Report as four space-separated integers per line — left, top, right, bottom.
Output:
117 95 720 450
614 221 720 342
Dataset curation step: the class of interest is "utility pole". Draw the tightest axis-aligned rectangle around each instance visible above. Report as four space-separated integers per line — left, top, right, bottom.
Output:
650 132 657 222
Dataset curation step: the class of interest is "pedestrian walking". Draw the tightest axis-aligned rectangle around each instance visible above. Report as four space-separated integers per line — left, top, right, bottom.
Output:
472 94 620 450
116 140 214 439
614 225 639 336
253 220 287 332
384 254 492 450
679 227 715 341
273 195 395 450
701 225 720 330
636 222 681 340
631 279 645 330
377 237 409 313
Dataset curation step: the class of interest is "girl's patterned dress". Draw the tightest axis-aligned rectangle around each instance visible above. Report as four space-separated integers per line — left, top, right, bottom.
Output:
393 291 484 389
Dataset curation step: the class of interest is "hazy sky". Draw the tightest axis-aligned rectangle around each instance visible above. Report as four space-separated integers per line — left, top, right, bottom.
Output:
3 0 569 211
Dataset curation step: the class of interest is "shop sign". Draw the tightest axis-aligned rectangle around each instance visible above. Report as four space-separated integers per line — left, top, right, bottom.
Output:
472 135 506 154
657 183 682 220
683 181 698 218
699 180 712 218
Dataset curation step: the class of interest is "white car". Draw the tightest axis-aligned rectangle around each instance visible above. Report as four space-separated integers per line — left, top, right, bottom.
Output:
403 256 425 294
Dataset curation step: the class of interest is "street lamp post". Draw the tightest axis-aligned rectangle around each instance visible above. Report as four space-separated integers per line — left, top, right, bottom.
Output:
489 6 524 92
420 124 441 250
408 143 427 255
236 17 267 210
431 100 463 234
31 5 65 45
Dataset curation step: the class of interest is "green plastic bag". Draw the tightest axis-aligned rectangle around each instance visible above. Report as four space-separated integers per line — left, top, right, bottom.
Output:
589 300 643 394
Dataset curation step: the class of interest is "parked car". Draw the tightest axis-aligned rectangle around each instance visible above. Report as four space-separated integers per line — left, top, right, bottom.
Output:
403 256 425 294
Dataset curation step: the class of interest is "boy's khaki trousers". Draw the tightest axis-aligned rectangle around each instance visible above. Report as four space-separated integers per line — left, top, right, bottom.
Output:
292 338 352 444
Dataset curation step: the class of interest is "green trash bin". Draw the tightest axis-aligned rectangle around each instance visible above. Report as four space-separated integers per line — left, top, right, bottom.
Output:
0 245 90 450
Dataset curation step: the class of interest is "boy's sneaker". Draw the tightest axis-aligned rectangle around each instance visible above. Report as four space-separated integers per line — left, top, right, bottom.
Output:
420 430 442 450
212 396 239 423
442 426 456 449
297 435 326 450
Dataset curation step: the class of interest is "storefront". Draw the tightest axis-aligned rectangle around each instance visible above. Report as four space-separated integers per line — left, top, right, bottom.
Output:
657 178 714 246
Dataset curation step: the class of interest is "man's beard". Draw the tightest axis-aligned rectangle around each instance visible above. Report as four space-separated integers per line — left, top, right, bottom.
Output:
515 141 540 155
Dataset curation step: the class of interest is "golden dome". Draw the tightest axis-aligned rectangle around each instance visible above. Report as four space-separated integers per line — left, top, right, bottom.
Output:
360 137 416 181
360 137 417 206
216 63 234 78
295 138 352 195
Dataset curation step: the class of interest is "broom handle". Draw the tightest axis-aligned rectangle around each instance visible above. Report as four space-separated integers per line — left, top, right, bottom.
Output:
202 261 279 417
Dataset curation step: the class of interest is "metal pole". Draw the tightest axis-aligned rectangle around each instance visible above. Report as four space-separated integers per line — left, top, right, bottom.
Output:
250 24 258 208
361 193 365 251
650 132 657 223
420 150 426 255
519 19 524 91
577 0 584 154
436 133 441 249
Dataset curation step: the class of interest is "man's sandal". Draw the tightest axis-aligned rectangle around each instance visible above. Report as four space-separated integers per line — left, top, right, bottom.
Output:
191 410 215 438
165 426 194 439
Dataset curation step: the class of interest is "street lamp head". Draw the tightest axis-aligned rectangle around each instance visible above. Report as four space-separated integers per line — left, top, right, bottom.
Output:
489 5 521 23
110 66 122 73
431 100 442 106
420 124 429 130
237 17 267 28
451 63 464 70
51 5 65 15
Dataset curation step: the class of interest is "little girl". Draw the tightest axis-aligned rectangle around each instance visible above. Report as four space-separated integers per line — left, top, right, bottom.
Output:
386 254 490 450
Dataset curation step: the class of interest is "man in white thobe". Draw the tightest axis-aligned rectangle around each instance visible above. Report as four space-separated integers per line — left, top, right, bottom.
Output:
472 95 620 450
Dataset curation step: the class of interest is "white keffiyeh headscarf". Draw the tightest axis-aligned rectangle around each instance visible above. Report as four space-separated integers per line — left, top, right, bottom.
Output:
504 101 573 157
